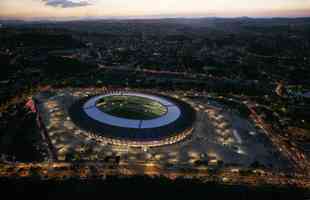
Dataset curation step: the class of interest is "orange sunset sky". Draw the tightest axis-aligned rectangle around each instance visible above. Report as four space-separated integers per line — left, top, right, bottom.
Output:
1 0 310 20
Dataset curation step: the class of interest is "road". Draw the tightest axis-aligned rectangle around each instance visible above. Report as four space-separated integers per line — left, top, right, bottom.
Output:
245 101 310 176
0 162 309 188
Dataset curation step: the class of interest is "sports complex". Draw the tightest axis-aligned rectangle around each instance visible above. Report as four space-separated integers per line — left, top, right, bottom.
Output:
34 87 291 172
68 91 196 147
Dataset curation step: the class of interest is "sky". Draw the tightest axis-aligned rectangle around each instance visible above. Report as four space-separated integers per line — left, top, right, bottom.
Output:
0 0 310 20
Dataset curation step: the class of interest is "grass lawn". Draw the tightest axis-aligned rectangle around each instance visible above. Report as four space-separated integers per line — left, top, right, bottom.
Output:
96 95 167 120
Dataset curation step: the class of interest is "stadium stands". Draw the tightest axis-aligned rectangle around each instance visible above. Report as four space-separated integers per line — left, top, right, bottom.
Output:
68 91 196 147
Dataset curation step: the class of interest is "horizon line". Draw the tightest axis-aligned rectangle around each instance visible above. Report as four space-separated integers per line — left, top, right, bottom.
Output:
1 15 310 22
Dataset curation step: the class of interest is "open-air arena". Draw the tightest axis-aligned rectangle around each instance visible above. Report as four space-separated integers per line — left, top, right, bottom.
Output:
34 87 292 173
68 91 195 147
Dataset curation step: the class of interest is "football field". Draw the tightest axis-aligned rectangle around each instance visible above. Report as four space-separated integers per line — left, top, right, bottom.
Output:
96 95 167 120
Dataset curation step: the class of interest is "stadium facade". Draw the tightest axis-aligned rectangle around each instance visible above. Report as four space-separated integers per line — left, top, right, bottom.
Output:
69 91 196 147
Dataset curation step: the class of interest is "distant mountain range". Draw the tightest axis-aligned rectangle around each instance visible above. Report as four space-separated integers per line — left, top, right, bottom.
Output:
1 16 310 24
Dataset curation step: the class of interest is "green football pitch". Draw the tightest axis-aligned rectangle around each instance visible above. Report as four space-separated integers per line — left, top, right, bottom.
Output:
96 95 167 120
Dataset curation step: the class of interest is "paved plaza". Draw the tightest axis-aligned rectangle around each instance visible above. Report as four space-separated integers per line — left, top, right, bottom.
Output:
35 88 291 172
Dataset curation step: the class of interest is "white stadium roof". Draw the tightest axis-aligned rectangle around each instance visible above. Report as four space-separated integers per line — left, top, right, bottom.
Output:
83 92 181 129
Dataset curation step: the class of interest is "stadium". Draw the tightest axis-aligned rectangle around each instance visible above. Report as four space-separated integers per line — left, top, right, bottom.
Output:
68 91 196 147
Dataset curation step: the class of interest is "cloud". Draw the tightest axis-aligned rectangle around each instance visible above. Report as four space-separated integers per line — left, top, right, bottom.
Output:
42 0 92 8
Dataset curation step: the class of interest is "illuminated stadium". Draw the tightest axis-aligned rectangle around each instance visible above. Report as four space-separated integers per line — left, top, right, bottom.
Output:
68 91 196 147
